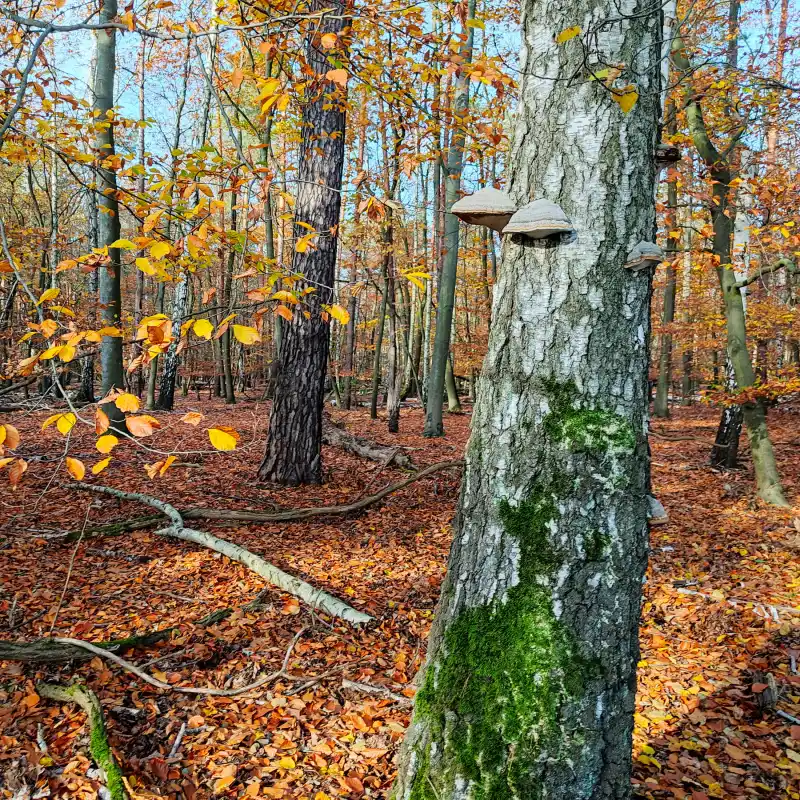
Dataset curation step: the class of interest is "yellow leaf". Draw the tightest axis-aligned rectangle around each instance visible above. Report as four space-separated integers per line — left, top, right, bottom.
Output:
146 454 177 479
43 412 76 435
320 32 337 49
326 68 348 87
295 233 316 253
180 411 204 426
150 240 171 260
214 775 236 792
66 457 86 481
108 238 137 250
96 434 119 454
97 326 123 337
271 290 298 304
59 344 76 362
92 457 111 475
127 415 160 437
612 85 639 113
232 324 261 345
136 257 156 275
40 344 63 360
208 426 240 451
555 25 581 43
0 457 15 468
37 287 60 305
325 304 350 325
143 208 164 233
193 318 214 339
465 18 485 29
187 234 204 259
115 393 140 412
278 756 296 769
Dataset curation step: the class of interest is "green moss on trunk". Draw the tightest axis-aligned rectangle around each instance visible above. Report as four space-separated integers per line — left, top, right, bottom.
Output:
405 380 635 799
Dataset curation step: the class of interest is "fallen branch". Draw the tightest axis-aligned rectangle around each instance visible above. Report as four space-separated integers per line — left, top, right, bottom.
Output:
323 415 414 468
72 483 373 624
65 460 464 539
0 628 173 664
0 589 269 665
341 678 412 706
38 682 128 800
48 628 306 697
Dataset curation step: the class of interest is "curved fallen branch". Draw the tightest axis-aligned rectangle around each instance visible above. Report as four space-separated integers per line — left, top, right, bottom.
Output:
0 628 173 664
66 459 465 539
48 628 306 697
38 682 128 800
0 590 269 665
72 483 373 625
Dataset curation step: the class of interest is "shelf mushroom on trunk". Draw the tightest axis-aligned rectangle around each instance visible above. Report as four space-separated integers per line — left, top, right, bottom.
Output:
502 197 574 239
449 186 517 233
625 241 664 272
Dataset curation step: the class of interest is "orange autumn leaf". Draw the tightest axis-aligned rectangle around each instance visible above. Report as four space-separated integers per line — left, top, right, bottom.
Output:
66 457 85 481
180 411 204 426
126 415 160 437
114 392 140 412
96 409 110 435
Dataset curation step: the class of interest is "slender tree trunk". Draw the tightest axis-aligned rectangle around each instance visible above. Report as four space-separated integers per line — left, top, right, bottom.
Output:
133 35 147 397
391 0 660 793
370 263 388 419
94 0 124 428
711 361 742 468
258 0 348 485
76 186 99 404
424 0 476 437
654 110 678 418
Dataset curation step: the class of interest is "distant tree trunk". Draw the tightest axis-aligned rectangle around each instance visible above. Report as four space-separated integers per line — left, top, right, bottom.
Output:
674 25 788 505
391 0 660 792
711 362 743 468
341 292 358 409
423 0 476 437
133 35 147 398
258 0 348 485
76 185 99 404
94 0 124 428
654 110 678 419
370 263 388 419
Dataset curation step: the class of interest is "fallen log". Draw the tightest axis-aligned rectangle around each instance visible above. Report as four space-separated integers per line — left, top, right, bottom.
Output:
322 415 413 468
38 682 128 800
72 483 373 625
66 460 464 540
0 590 268 665
0 628 173 664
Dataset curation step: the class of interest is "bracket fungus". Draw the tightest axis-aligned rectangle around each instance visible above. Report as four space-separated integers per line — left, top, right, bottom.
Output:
450 187 517 233
625 241 664 272
502 198 574 239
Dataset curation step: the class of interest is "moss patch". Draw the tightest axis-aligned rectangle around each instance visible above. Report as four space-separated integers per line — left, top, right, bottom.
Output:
409 483 599 800
542 379 636 456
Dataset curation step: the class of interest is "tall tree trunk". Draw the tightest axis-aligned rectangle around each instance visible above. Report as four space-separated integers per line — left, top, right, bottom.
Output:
391 0 660 796
76 185 99 404
423 0 476 437
133 35 147 397
673 24 788 506
258 1 348 485
94 0 124 428
711 361 742 468
654 109 678 419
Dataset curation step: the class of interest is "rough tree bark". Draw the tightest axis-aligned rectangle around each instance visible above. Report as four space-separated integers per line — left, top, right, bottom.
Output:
391 0 661 795
94 0 124 428
258 1 348 484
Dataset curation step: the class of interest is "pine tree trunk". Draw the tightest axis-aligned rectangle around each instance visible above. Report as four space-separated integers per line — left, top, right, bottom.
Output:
94 0 124 428
258 0 347 485
390 0 660 795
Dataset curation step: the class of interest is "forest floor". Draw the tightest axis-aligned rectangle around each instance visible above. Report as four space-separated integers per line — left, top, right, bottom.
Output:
1 397 799 800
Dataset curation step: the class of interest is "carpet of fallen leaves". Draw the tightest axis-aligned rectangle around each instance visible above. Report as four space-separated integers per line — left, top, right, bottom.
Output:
1 396 799 800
